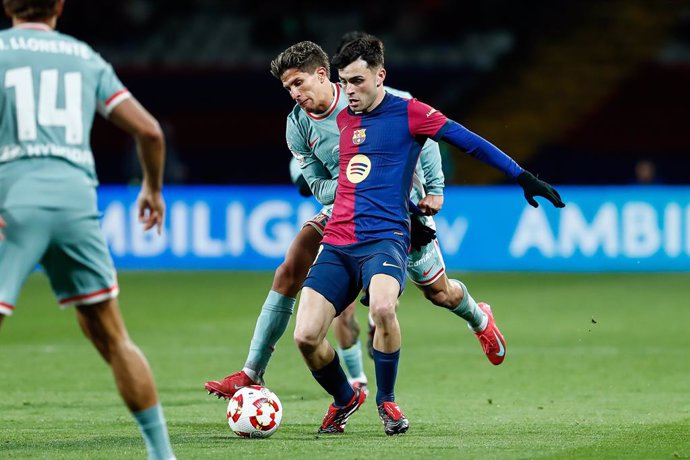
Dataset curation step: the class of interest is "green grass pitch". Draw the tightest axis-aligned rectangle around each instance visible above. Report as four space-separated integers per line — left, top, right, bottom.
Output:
2 272 689 459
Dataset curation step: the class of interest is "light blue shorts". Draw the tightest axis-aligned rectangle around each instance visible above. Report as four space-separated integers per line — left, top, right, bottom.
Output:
0 207 118 315
407 215 446 286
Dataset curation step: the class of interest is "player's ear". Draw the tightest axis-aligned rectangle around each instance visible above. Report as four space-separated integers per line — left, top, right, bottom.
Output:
317 67 328 84
376 68 386 87
55 0 65 17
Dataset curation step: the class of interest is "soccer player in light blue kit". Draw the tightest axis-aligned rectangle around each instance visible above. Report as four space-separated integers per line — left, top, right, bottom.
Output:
0 1 174 458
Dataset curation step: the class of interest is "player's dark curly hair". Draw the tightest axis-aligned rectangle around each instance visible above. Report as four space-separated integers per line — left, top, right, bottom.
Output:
331 35 384 70
270 41 330 80
3 0 58 21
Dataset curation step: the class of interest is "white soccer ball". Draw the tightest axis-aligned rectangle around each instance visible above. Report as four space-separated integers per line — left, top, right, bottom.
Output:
226 385 283 438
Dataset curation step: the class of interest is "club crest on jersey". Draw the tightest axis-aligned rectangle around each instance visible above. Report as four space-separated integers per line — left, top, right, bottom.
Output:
346 154 371 184
352 129 366 145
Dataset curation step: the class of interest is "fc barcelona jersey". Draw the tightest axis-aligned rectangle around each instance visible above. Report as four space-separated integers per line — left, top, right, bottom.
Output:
323 93 448 248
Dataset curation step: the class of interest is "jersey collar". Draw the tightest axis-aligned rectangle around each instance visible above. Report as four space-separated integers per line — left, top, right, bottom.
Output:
14 22 53 31
306 83 341 121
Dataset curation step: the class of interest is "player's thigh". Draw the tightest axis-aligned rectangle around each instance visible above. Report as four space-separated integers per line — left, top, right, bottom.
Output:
0 207 52 313
360 243 407 307
294 287 337 344
284 222 323 272
302 245 360 316
407 237 446 286
41 212 118 308
273 223 324 295
367 274 401 314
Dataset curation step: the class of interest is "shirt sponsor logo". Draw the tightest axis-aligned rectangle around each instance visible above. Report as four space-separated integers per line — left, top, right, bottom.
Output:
346 154 371 184
352 128 366 145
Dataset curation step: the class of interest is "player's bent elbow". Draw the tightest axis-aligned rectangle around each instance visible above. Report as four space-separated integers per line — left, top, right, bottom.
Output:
136 119 164 146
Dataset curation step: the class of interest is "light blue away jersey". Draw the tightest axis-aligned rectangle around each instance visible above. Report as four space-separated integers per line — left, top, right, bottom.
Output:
286 84 444 208
0 23 130 207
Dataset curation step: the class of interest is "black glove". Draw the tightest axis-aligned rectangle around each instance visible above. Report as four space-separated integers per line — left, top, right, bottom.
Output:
410 216 436 251
294 175 313 197
517 171 565 208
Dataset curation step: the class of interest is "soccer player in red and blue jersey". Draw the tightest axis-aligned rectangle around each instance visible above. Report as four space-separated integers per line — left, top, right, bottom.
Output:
296 35 564 436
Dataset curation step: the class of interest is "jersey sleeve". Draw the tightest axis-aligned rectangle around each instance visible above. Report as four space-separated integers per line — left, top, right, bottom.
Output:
407 99 448 139
439 120 524 179
418 139 444 195
93 52 131 118
286 115 337 205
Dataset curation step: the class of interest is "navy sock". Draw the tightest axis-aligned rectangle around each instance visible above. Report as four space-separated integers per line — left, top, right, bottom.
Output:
311 352 355 407
372 348 400 406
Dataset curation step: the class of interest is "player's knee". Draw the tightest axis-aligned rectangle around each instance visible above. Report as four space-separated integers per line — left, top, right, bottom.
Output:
293 329 320 355
369 299 397 324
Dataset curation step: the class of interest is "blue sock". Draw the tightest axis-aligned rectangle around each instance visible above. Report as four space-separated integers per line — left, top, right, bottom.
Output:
311 352 355 407
132 403 175 460
338 340 366 382
245 290 295 376
372 348 400 406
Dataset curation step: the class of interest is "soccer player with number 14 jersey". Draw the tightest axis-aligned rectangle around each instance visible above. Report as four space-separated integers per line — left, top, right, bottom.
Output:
0 1 174 458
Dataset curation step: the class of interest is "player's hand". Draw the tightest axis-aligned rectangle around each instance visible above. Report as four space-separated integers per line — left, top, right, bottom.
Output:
417 194 443 216
0 215 6 240
295 175 313 197
137 184 165 235
410 216 436 251
517 171 565 208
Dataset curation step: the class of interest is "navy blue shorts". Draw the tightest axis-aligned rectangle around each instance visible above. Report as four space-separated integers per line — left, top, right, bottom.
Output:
303 239 408 316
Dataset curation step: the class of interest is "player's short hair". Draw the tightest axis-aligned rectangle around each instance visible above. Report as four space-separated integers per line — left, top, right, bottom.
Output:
331 35 384 70
3 0 58 21
335 31 374 55
270 41 330 80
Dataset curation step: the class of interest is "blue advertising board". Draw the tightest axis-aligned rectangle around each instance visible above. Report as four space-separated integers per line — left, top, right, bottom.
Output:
98 185 690 271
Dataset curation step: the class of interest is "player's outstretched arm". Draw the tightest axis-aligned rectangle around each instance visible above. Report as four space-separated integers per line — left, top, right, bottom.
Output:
436 120 564 209
109 98 166 234
0 215 6 240
516 171 564 208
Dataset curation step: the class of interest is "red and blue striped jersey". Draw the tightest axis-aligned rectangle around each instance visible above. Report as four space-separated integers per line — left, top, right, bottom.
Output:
323 93 446 248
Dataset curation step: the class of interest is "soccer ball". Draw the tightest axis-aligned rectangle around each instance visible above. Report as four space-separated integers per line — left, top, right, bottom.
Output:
226 385 283 438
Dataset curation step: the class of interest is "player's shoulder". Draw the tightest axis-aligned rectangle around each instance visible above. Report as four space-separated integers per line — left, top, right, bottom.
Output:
286 104 310 130
384 86 413 99
335 105 351 124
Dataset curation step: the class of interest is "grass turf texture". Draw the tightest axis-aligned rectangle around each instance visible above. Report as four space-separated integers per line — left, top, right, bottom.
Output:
2 272 689 459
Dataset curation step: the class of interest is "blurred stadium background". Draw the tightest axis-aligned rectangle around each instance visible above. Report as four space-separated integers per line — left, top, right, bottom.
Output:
3 0 688 272
3 0 688 186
